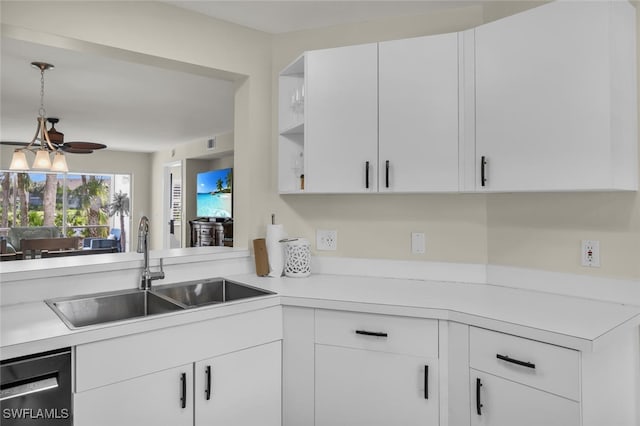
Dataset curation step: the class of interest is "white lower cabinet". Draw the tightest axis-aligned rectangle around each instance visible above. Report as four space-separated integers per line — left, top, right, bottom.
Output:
468 326 580 426
470 370 579 426
74 363 194 426
194 341 281 426
313 309 439 426
73 307 283 426
316 345 438 426
75 342 281 426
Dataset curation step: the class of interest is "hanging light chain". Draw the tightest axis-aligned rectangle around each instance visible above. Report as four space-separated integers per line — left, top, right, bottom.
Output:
39 66 46 118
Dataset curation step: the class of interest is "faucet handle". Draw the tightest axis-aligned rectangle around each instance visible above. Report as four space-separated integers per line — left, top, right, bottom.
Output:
159 258 164 272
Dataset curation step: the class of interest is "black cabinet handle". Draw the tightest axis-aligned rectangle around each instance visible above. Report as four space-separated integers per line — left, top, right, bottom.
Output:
355 330 388 338
385 160 390 188
365 161 370 189
476 378 483 415
205 365 212 400
424 365 429 400
180 372 187 409
496 354 536 369
481 156 488 187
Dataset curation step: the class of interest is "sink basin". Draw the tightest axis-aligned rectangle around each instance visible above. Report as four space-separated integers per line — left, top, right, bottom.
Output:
153 278 275 308
46 289 184 329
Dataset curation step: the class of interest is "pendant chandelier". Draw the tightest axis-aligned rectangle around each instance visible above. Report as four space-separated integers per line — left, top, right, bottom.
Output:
8 62 105 173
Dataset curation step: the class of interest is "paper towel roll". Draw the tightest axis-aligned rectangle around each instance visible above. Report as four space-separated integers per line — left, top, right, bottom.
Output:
266 224 286 277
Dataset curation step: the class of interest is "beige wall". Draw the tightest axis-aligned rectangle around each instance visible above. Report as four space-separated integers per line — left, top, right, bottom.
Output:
2 1 639 280
268 6 489 264
268 1 640 279
483 2 640 280
1 0 272 253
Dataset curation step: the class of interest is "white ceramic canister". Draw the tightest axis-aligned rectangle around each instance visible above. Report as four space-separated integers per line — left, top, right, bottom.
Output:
282 238 311 278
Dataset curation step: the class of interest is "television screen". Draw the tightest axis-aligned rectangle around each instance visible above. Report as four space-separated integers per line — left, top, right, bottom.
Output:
196 168 233 218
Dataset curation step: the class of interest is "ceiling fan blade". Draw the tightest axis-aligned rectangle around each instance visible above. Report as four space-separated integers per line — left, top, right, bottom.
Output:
63 141 107 150
0 141 33 147
60 146 94 154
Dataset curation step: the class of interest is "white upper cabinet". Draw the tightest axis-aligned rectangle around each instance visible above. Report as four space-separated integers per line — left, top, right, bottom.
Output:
472 1 637 192
379 32 460 192
278 1 637 194
304 43 379 193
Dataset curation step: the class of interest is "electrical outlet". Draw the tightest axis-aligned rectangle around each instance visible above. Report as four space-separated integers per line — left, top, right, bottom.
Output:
581 240 600 267
411 232 425 254
317 230 337 251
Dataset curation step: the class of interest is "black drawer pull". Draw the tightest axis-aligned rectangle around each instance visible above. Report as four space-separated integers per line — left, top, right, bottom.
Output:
496 354 536 369
385 160 390 188
365 161 370 189
424 365 429 400
476 378 483 415
180 372 187 409
355 330 388 338
481 156 488 187
205 365 212 400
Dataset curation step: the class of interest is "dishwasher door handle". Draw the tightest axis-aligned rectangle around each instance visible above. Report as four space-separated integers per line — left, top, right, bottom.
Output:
0 376 59 401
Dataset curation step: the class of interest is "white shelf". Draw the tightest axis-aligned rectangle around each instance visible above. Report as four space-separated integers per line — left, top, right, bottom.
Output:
280 54 304 76
279 54 306 194
280 122 304 136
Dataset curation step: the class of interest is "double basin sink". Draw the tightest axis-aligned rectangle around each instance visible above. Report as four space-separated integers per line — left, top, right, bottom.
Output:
45 278 275 329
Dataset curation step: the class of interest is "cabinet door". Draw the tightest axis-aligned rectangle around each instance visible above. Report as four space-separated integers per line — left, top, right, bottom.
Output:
379 33 460 192
475 2 629 191
305 43 378 193
315 344 438 426
470 370 579 426
195 341 281 426
74 364 193 426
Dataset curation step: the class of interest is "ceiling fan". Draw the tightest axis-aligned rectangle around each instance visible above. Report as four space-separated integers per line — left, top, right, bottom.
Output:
1 117 107 154
0 62 107 172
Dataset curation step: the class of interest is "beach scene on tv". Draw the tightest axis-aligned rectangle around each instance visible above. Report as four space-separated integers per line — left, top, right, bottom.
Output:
196 168 232 218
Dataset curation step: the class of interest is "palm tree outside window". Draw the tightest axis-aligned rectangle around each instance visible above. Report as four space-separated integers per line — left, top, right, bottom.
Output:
0 170 131 250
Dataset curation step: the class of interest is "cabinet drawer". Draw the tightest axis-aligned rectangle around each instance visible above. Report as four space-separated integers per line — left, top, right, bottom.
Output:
469 327 580 401
315 310 438 358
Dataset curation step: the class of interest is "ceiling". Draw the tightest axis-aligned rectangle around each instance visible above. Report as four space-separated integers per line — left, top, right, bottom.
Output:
1 1 479 154
166 1 478 34
0 37 235 153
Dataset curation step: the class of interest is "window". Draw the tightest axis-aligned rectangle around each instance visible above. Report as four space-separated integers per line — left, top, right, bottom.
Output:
0 171 131 251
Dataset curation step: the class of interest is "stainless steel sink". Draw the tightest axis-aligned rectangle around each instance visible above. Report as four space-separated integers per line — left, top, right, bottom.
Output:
152 278 275 308
46 289 185 329
46 278 275 329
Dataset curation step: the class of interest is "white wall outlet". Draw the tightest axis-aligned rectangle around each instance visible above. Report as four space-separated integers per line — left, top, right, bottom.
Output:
317 230 338 251
411 232 426 254
581 240 600 267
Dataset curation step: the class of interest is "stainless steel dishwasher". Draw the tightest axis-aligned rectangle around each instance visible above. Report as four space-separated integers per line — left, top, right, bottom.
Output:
1 348 72 425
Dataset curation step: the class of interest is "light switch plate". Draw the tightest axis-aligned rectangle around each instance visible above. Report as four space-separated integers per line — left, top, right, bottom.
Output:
411 232 425 254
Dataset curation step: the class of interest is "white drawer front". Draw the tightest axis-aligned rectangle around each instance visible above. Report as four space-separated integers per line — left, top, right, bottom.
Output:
469 327 580 401
315 309 438 358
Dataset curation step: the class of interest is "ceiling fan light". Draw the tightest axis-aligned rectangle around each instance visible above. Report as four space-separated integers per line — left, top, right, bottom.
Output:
32 149 52 170
51 152 69 172
9 150 30 170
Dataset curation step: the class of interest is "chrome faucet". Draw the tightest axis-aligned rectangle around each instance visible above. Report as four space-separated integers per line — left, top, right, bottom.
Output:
137 216 164 290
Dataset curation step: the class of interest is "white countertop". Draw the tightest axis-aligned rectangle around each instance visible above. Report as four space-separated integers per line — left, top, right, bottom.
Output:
2 260 640 359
